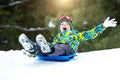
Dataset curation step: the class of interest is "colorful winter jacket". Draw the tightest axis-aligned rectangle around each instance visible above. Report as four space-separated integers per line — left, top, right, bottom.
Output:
52 18 106 53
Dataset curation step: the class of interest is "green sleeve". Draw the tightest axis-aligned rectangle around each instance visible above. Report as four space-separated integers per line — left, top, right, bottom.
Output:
76 24 106 41
52 33 61 44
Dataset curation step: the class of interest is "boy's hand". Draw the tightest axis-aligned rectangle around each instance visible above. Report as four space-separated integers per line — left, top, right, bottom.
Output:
103 17 117 28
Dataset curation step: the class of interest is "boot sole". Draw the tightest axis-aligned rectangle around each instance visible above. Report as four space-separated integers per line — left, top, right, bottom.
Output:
36 34 51 53
18 34 34 52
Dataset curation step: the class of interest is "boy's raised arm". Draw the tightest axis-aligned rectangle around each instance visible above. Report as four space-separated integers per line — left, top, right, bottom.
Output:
76 17 117 41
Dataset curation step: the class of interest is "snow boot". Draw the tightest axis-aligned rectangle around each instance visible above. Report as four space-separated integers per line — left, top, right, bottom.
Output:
22 49 35 57
36 34 51 54
18 34 36 53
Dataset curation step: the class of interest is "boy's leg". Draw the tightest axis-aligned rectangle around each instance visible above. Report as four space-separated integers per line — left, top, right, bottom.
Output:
36 34 53 54
19 34 74 57
48 44 75 56
60 44 75 55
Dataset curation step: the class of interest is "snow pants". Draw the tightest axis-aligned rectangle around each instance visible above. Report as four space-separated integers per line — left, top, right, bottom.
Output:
35 44 75 56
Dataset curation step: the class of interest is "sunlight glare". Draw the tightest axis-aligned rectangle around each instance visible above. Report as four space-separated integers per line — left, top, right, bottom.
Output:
54 0 74 9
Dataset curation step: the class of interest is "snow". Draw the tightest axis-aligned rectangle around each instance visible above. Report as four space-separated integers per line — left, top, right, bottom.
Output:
0 48 120 80
48 21 55 28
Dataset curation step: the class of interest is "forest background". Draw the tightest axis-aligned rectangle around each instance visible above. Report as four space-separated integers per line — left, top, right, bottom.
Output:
0 0 120 52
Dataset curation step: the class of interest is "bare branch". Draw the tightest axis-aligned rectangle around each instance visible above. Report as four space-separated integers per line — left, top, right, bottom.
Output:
0 25 47 31
0 0 28 8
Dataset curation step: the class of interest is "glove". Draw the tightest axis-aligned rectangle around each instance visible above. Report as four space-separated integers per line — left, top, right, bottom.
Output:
103 17 117 28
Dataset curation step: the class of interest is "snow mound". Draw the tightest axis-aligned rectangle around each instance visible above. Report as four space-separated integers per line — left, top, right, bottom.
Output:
0 48 120 80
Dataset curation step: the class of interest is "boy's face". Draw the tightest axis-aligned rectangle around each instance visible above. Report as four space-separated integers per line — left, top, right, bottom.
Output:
60 21 71 32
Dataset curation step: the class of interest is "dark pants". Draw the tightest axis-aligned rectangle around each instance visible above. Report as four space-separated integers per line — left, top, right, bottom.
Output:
35 44 75 56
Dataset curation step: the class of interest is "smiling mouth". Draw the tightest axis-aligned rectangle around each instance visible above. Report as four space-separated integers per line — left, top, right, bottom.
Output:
63 28 67 30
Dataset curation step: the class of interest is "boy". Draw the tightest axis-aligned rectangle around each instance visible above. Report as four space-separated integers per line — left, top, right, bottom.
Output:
19 16 117 59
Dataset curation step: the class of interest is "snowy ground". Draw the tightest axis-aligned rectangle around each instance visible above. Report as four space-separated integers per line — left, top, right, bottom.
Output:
0 48 120 80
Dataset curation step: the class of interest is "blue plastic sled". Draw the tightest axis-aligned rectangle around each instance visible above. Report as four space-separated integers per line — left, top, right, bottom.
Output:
36 53 76 61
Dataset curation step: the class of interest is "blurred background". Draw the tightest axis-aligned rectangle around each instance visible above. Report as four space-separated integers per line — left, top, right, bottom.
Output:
0 0 120 52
